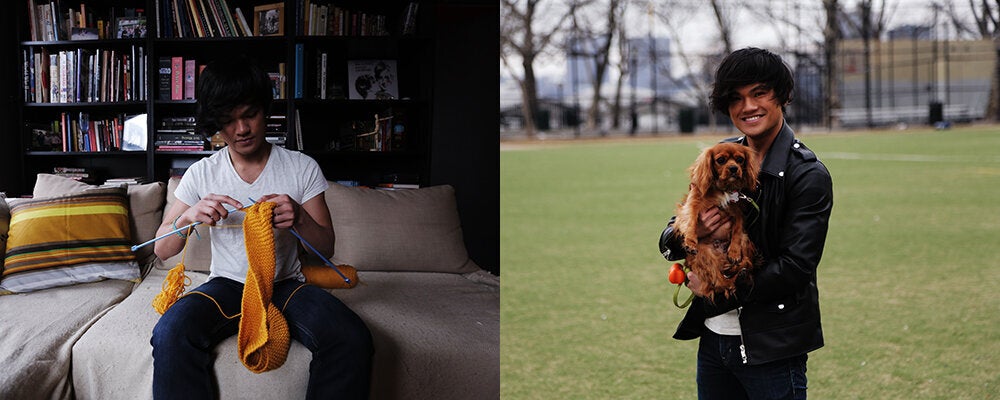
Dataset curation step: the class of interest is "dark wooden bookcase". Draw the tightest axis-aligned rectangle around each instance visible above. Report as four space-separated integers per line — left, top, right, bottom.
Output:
14 0 431 187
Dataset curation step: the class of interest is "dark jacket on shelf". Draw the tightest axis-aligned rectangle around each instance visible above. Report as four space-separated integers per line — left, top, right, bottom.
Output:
659 122 834 366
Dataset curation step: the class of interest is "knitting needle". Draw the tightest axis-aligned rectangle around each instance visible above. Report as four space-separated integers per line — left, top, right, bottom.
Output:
246 197 351 285
130 204 244 252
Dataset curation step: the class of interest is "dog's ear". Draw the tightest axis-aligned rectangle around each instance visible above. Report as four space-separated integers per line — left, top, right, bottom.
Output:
690 146 716 192
743 147 761 190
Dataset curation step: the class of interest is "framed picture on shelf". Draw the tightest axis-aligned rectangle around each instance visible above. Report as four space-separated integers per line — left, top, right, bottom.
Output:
116 17 147 39
254 3 285 36
347 60 398 100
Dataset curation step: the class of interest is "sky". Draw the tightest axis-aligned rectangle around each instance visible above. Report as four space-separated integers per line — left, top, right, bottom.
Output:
504 0 967 83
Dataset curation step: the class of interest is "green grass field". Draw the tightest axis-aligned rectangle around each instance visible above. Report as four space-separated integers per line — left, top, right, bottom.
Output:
500 126 1000 399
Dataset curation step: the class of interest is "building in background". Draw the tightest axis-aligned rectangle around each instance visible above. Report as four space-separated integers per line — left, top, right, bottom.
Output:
835 38 996 127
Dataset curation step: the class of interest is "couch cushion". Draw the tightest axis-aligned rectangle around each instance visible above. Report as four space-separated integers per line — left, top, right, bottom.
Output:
32 173 166 263
158 177 213 271
326 183 478 273
1 188 139 294
0 278 134 399
72 269 500 400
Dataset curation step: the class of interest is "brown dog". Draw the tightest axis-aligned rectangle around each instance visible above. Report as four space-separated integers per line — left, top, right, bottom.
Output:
673 142 760 299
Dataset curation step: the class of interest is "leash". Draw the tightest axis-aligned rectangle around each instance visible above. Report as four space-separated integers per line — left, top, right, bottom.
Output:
668 263 694 308
737 192 761 226
673 282 694 308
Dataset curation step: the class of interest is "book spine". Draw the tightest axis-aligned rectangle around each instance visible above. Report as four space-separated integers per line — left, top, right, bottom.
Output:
320 52 327 99
170 56 183 100
234 7 252 37
183 59 196 99
294 44 304 99
219 0 239 37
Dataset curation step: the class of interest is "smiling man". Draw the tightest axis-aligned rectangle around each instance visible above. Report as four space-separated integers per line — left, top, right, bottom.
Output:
659 48 834 399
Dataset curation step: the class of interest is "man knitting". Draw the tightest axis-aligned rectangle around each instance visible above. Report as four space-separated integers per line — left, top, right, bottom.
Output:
150 55 372 399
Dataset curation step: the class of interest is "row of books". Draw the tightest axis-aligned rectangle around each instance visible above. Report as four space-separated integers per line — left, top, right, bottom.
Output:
292 45 399 100
156 0 254 39
156 56 287 101
297 2 389 37
152 115 289 151
26 1 146 42
22 45 147 104
28 112 131 153
157 56 200 100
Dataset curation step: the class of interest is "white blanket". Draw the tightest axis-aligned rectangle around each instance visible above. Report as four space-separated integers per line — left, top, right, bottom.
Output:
0 279 134 399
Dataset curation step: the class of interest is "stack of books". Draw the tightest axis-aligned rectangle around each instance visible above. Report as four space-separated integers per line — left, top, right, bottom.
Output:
103 176 148 187
266 114 287 147
155 116 204 151
52 166 96 184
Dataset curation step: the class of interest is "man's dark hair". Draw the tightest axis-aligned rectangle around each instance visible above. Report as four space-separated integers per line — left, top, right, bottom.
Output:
709 47 794 115
195 55 273 136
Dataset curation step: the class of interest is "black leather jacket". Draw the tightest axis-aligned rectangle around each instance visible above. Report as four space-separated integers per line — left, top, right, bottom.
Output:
659 122 833 365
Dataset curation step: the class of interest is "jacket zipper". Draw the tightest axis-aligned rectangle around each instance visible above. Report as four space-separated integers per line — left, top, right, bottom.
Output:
737 306 748 364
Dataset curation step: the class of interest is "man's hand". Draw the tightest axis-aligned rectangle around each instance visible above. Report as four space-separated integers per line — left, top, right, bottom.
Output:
696 206 733 242
256 194 301 229
686 271 709 297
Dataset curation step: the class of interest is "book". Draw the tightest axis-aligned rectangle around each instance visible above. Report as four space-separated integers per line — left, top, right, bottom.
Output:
170 56 183 100
347 60 397 100
268 72 283 99
317 52 327 99
401 2 419 35
294 44 304 98
234 7 252 37
183 59 196 99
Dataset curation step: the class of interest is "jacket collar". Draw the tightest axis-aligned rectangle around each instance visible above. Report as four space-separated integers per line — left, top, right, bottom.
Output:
737 120 794 179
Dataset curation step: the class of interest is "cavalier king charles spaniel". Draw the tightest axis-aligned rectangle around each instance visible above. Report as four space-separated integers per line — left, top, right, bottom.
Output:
673 142 760 299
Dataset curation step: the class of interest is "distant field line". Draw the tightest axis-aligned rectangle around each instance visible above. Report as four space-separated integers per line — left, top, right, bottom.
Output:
821 152 1000 163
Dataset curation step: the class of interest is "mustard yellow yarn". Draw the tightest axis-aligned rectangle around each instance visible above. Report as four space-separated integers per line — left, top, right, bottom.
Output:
237 202 290 373
152 225 194 315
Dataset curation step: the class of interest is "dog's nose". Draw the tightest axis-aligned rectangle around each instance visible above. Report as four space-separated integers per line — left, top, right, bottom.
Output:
728 166 739 174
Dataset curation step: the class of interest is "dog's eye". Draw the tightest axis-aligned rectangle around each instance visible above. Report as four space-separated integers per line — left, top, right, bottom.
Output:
734 156 745 164
715 156 727 165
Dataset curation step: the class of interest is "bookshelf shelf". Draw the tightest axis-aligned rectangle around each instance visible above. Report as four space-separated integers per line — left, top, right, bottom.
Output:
25 151 145 156
24 102 146 108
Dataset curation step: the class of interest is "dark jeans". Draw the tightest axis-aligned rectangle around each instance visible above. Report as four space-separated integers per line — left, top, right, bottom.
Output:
151 277 373 400
697 330 808 400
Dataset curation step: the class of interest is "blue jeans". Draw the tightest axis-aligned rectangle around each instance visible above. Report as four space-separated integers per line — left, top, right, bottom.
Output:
151 277 373 400
697 331 808 400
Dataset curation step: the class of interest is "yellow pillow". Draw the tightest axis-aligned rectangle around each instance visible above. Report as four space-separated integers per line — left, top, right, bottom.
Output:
1 188 138 294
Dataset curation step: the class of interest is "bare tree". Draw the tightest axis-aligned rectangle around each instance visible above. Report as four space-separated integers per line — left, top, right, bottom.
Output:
501 0 572 137
652 0 737 132
710 0 734 54
824 0 841 128
563 0 621 134
943 0 1000 119
610 1 631 131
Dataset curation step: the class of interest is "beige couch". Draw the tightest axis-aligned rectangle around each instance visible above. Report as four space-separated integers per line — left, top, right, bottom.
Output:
0 174 499 399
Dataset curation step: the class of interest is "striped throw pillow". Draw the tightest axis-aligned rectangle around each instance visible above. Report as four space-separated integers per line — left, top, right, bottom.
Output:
1 188 139 294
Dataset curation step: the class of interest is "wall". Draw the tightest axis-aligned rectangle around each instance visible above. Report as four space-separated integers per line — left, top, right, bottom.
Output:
431 2 500 275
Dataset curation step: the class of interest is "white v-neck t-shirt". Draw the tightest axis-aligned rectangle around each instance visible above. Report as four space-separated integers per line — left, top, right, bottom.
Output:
173 145 328 283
